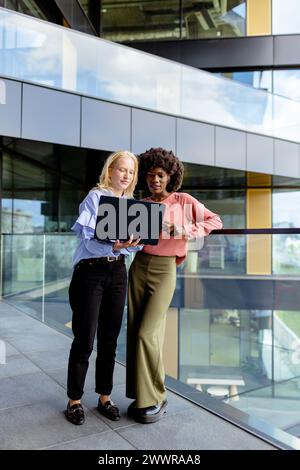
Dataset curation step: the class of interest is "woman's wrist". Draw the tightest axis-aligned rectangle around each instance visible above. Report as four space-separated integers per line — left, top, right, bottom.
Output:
173 224 187 238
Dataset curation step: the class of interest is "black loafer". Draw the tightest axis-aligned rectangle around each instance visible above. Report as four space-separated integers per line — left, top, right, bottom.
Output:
65 402 85 425
127 400 138 418
98 400 120 421
128 399 168 424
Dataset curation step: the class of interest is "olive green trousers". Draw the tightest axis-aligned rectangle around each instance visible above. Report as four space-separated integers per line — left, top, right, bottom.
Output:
126 252 177 408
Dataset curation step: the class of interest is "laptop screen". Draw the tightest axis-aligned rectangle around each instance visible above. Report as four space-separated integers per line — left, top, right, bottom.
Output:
94 196 165 245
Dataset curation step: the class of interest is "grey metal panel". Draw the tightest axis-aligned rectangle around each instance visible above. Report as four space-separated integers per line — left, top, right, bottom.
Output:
82 98 131 151
216 127 246 170
22 84 81 146
274 139 300 177
274 35 300 66
246 134 274 174
132 109 176 155
0 78 21 137
177 118 214 165
128 36 274 70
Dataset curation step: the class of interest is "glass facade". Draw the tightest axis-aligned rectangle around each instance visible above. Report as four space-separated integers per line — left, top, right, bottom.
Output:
0 137 109 234
217 71 272 94
2 9 300 143
2 0 300 40
274 70 300 102
0 0 63 23
3 230 300 447
101 0 181 42
1 1 45 19
217 69 300 103
273 189 300 276
1 0 300 450
272 0 300 35
99 0 246 42
2 137 300 249
83 0 300 40
182 0 246 39
177 232 300 445
1 134 300 448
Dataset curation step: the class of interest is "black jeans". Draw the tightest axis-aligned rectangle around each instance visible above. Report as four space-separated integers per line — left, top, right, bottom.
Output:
67 257 127 400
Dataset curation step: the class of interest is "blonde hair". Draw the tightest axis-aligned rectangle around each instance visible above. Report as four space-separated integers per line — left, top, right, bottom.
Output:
94 150 138 197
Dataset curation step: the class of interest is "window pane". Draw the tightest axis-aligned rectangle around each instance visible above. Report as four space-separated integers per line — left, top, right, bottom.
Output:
273 189 300 275
17 0 47 20
3 0 48 20
272 0 300 35
273 189 300 228
218 71 272 93
102 0 180 42
182 0 246 39
274 70 300 102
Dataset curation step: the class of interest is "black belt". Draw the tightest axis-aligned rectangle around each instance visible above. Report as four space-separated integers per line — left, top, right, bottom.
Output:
78 254 125 265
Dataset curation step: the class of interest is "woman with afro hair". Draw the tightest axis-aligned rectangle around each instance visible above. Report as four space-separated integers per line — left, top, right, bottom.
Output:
126 147 223 423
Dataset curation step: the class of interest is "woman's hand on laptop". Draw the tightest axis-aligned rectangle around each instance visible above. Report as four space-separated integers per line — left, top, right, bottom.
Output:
113 234 141 250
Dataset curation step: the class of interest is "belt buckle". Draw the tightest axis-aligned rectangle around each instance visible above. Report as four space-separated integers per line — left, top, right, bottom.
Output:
107 256 116 262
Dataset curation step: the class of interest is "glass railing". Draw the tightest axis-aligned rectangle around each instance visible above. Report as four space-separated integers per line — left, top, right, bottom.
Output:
1 229 300 449
1 234 77 327
1 7 300 143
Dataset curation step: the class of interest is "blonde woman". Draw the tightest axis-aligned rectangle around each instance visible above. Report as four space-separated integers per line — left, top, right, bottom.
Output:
66 151 141 425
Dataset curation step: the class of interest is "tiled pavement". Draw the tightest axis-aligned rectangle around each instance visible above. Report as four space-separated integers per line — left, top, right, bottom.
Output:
0 301 275 450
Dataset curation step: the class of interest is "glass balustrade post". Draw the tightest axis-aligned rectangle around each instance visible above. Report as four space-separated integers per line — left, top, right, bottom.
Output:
42 233 45 323
0 234 2 299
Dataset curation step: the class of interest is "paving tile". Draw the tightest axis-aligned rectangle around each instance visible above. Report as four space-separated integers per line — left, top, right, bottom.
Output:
82 383 194 430
118 408 275 450
0 371 66 410
0 353 40 379
4 329 72 353
0 302 278 451
26 348 70 371
0 398 110 450
0 341 19 358
45 430 136 450
0 303 25 317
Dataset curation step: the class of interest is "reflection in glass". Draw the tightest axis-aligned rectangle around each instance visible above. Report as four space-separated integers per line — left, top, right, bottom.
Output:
182 0 246 39
274 70 300 102
230 309 300 440
44 235 77 334
1 8 300 142
101 0 180 42
2 149 59 233
180 66 274 136
2 234 44 320
217 70 272 93
273 190 300 275
217 69 300 103
100 0 246 42
179 308 273 395
1 137 107 234
273 92 300 141
272 0 300 35
274 310 300 382
2 229 300 447
15 0 47 20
